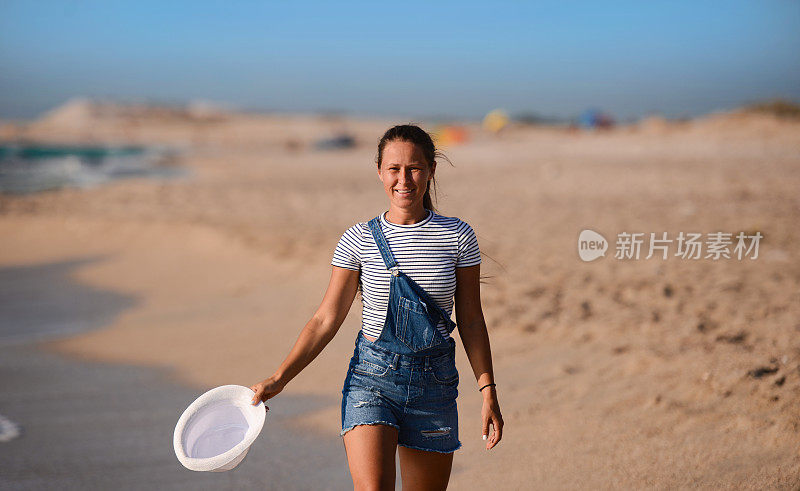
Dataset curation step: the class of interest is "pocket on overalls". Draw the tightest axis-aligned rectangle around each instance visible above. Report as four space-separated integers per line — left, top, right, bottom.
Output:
352 347 391 377
396 297 444 352
430 359 459 385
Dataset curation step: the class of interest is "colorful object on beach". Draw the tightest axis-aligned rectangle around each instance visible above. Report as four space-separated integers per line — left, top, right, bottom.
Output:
482 109 509 134
433 125 469 146
314 133 356 150
578 108 615 129
174 385 267 472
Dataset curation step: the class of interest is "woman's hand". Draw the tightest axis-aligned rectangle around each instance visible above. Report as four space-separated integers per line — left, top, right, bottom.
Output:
481 389 503 450
249 375 285 409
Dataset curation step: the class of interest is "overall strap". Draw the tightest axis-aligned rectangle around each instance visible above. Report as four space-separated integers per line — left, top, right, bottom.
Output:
368 215 456 334
367 217 398 272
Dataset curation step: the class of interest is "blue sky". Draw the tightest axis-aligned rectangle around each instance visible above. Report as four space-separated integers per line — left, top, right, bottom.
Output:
1 1 798 120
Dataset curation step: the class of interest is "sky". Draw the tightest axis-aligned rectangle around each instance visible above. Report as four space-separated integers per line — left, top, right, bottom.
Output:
1 1 799 121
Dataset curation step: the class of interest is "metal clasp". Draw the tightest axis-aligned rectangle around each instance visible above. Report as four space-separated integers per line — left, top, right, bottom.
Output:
390 267 400 277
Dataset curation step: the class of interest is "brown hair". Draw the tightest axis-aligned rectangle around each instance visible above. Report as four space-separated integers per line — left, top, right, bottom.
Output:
374 124 500 283
375 124 450 213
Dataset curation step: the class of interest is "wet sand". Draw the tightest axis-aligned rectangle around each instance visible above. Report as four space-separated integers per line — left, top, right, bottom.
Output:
0 257 137 346
0 343 349 490
1 106 799 487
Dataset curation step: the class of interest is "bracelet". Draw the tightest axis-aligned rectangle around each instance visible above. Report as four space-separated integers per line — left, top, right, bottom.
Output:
478 383 496 392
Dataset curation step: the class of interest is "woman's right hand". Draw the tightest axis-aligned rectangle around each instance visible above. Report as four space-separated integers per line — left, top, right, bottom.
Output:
249 375 285 408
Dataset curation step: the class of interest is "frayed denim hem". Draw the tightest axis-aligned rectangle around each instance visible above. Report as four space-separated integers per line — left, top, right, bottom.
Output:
340 421 400 437
397 441 462 454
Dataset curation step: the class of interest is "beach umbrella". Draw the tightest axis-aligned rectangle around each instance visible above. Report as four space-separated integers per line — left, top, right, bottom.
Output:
482 109 509 133
433 125 469 146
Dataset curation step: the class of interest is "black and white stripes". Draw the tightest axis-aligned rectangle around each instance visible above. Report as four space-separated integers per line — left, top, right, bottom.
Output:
331 210 481 339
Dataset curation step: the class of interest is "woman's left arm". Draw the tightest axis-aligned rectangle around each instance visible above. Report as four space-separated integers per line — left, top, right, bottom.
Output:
455 264 504 450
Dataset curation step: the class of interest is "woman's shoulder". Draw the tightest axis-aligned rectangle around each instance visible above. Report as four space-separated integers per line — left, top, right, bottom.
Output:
342 220 367 232
339 219 371 240
430 211 476 233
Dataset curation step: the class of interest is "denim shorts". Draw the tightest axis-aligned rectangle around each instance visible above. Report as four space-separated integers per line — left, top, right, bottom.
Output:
340 331 461 453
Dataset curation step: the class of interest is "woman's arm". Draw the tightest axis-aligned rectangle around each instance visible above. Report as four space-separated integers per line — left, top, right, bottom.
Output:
455 264 504 450
250 265 360 405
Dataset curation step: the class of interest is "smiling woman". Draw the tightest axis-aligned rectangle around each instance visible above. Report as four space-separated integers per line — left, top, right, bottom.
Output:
378 139 434 220
375 124 444 221
250 124 503 490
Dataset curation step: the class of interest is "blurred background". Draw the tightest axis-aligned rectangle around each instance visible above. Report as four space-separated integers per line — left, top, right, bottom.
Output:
1 1 799 489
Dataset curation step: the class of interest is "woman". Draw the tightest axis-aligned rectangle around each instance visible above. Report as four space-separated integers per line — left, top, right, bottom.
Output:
250 124 503 490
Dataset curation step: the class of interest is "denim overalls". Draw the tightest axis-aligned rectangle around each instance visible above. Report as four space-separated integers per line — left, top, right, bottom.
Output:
340 214 461 453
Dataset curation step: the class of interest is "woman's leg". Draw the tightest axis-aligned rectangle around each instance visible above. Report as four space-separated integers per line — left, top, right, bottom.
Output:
343 424 399 491
397 446 453 491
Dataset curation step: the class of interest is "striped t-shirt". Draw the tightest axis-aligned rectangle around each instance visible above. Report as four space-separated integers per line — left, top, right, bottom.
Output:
331 209 481 339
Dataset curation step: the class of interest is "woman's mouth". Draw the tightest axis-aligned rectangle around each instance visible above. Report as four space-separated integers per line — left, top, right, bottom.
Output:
394 189 414 196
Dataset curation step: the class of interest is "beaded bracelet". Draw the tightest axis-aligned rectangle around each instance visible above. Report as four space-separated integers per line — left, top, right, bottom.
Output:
478 383 496 392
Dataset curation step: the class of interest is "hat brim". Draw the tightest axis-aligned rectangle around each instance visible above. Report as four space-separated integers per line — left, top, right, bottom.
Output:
174 385 266 472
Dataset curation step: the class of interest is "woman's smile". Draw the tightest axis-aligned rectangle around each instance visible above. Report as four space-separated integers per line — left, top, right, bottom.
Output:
378 140 435 217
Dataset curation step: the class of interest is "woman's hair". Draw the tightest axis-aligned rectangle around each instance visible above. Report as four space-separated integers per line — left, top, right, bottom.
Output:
376 124 450 213
374 124 501 284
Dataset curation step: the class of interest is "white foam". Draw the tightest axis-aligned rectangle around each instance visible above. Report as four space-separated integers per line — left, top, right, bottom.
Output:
0 413 21 442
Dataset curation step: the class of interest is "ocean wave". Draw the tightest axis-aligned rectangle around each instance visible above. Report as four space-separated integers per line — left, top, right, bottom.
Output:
0 143 187 194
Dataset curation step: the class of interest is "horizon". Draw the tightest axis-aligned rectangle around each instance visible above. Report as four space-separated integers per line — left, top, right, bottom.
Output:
7 95 799 125
2 1 799 121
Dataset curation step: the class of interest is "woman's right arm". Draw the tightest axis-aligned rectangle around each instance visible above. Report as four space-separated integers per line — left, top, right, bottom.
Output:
250 265 360 405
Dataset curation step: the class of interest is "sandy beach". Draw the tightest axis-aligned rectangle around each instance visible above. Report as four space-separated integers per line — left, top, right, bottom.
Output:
1 103 799 488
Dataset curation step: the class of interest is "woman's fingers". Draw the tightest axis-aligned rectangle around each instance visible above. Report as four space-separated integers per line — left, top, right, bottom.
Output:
251 385 265 405
481 416 490 442
487 415 503 449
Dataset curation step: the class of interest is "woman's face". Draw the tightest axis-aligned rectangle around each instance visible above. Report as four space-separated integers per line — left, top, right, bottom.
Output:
377 140 435 211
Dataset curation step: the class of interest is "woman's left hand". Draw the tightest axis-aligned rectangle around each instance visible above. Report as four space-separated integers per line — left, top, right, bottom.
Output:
481 390 504 450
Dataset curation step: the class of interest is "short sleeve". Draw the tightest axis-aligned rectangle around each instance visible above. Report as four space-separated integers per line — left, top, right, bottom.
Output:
331 224 362 271
456 221 481 267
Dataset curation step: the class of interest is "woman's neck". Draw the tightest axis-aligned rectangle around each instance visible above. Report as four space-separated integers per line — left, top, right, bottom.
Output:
385 206 428 225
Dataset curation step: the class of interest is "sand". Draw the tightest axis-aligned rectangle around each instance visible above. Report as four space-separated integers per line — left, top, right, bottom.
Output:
1 103 799 488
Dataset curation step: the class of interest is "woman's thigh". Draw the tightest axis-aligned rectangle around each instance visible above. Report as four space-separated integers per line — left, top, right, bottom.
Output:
343 424 399 491
398 445 453 491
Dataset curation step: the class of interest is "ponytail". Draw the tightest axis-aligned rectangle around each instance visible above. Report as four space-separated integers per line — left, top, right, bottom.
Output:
423 182 435 213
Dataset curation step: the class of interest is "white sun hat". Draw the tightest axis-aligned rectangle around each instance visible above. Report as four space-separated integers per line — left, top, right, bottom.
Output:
174 385 267 472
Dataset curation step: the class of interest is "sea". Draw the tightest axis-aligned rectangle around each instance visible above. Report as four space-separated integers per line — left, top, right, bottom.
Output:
0 142 186 194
